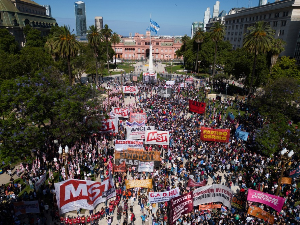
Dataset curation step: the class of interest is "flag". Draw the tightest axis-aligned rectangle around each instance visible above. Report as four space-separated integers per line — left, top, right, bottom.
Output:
150 19 160 34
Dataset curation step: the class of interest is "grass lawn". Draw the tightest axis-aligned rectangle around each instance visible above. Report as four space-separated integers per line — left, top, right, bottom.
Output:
109 63 135 75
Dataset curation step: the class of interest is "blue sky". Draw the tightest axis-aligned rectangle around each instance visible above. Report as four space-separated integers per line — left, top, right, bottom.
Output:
36 0 274 36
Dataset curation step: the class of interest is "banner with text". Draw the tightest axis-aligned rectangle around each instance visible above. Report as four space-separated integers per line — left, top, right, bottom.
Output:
115 150 160 162
149 187 180 204
112 107 129 118
187 178 207 188
35 172 47 190
193 184 233 208
198 203 222 211
247 206 274 224
279 177 292 184
169 192 193 225
115 140 144 151
123 86 138 94
189 100 206 114
130 113 147 124
200 127 230 143
125 179 152 189
113 161 126 173
247 189 285 212
54 178 115 214
126 126 154 139
138 161 154 172
289 164 300 178
14 201 40 216
145 130 169 145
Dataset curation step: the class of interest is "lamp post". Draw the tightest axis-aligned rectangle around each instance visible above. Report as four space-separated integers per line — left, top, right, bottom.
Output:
276 148 294 196
226 84 228 97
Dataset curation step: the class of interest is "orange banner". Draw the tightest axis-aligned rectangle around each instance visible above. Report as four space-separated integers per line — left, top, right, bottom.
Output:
279 177 292 185
200 127 230 143
125 179 152 189
115 150 160 162
247 206 274 224
199 204 222 210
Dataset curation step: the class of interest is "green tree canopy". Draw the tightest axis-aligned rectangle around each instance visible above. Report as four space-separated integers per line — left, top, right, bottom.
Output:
0 28 19 53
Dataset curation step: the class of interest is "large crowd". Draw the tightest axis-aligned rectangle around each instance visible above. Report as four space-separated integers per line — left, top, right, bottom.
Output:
0 74 299 225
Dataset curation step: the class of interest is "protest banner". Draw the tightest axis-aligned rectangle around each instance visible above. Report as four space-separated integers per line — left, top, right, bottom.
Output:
289 164 300 178
133 76 137 81
14 201 40 216
186 78 194 83
189 100 206 114
200 127 230 143
279 177 292 184
130 113 147 124
54 178 115 214
126 126 154 139
149 187 180 203
115 140 144 151
235 129 249 141
122 86 138 94
138 161 154 172
145 130 169 145
169 192 193 225
198 203 222 211
125 179 152 189
247 189 285 212
166 81 175 86
187 178 207 188
112 107 129 118
115 150 160 162
113 161 126 173
231 195 246 210
247 206 275 224
35 172 47 190
193 184 233 208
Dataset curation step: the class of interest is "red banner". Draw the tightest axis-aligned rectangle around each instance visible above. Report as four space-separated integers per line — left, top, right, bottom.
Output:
187 179 207 187
169 192 193 225
113 161 126 173
189 100 206 114
200 127 230 143
113 108 129 118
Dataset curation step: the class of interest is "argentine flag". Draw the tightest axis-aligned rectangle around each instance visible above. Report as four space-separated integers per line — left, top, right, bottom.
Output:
150 19 160 34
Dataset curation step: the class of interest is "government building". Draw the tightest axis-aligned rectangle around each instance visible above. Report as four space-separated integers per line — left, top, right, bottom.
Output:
113 31 183 61
0 0 57 46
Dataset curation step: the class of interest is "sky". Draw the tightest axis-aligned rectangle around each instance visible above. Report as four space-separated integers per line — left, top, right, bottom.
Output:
36 0 276 36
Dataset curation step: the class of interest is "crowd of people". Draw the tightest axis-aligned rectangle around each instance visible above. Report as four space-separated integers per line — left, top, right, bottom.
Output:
0 74 300 225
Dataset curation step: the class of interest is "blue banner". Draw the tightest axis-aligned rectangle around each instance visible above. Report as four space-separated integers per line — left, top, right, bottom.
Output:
290 164 300 178
235 130 249 141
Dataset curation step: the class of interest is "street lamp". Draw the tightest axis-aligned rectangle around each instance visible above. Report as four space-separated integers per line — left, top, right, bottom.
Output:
276 148 294 196
226 84 228 97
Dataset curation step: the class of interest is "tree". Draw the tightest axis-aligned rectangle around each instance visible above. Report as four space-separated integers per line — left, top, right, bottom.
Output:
24 25 46 48
194 29 205 74
243 21 274 93
209 22 225 79
87 25 102 85
269 56 300 81
46 26 81 85
176 35 191 68
269 38 285 68
0 28 19 53
111 32 121 66
101 24 112 72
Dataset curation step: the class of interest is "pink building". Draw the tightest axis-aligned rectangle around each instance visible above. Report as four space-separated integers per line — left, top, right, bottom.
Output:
113 31 183 61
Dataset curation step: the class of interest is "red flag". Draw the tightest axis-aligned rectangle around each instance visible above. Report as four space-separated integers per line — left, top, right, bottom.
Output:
187 178 207 187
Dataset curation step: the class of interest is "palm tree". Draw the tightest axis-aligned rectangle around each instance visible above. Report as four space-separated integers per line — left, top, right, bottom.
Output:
101 24 112 73
111 32 121 67
47 26 81 85
194 29 205 75
269 38 285 68
210 22 225 79
87 25 102 85
243 21 274 93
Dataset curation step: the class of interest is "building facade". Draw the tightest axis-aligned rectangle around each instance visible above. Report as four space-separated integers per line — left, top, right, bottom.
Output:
112 31 182 61
95 16 103 31
191 22 204 38
213 1 220 18
224 0 300 58
75 1 86 36
259 0 268 6
203 7 211 31
43 4 51 17
0 0 57 46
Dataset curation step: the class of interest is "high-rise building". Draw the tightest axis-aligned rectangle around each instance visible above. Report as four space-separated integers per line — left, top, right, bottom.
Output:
75 1 87 36
213 1 220 18
191 22 204 38
203 7 211 31
95 16 103 31
259 0 267 6
43 5 52 17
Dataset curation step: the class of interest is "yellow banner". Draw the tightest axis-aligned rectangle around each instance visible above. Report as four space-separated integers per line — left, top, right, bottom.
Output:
279 177 292 185
247 206 274 224
125 179 152 189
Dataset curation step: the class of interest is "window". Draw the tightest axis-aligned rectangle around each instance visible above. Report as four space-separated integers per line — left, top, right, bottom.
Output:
264 15 267 19
138 48 140 52
275 13 279 18
156 48 158 53
281 20 287 26
273 21 278 27
236 25 238 29
240 24 243 29
156 42 159 45
269 14 272 19
283 11 289 17
280 30 285 36
142 49 144 53
241 18 244 22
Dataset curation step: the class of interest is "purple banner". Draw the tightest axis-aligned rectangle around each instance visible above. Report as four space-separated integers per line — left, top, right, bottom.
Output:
247 189 285 212
169 192 193 225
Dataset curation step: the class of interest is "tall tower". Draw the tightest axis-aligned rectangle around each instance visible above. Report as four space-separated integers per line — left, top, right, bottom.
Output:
75 1 87 36
43 5 52 17
203 7 210 31
95 16 103 31
213 1 220 18
259 0 267 6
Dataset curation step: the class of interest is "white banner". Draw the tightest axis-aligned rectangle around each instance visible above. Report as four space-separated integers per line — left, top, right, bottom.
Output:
145 130 169 145
112 108 129 118
166 81 175 86
115 140 144 151
35 172 47 190
126 126 155 140
149 187 180 204
123 86 138 94
138 161 154 172
180 83 188 88
54 178 116 214
98 116 118 133
193 184 233 208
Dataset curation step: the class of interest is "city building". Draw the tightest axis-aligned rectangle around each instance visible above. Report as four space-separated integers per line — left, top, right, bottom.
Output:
191 22 204 38
213 1 220 18
259 0 268 6
43 4 51 17
224 0 300 58
203 7 211 31
74 1 86 36
0 0 57 46
112 31 183 61
95 16 103 31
